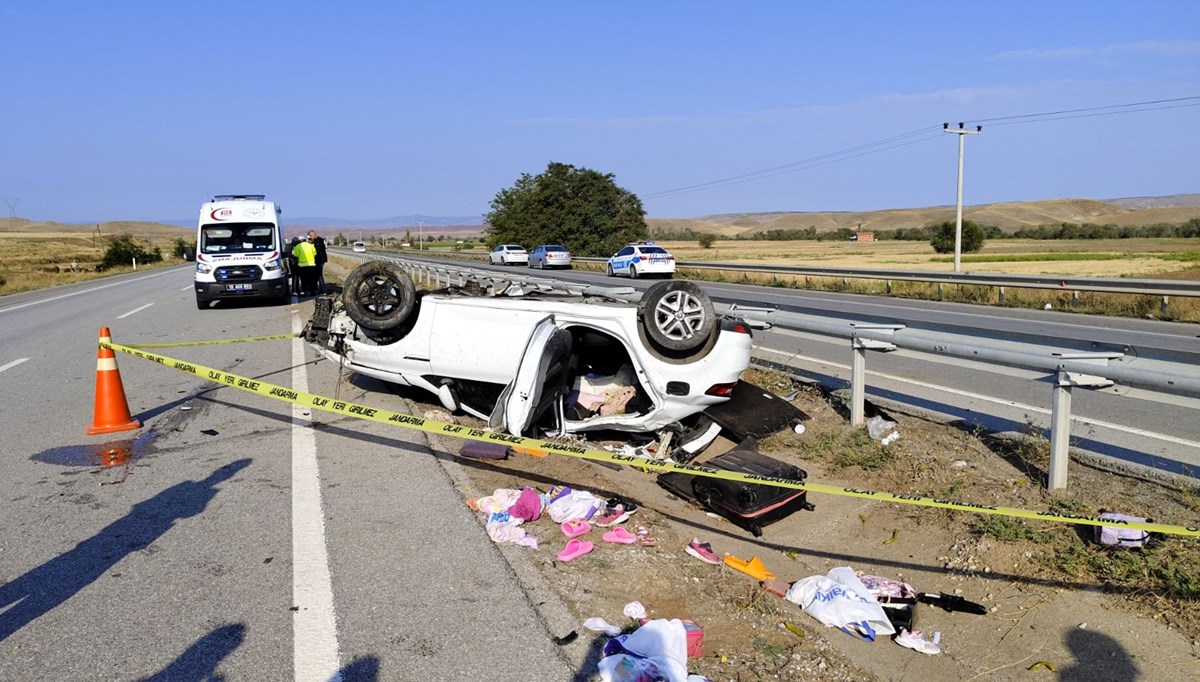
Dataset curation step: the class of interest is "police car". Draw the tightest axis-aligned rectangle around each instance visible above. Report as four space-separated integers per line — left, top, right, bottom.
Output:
605 241 675 279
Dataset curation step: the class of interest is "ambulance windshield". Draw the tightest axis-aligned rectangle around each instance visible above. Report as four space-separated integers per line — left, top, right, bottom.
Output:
200 223 277 254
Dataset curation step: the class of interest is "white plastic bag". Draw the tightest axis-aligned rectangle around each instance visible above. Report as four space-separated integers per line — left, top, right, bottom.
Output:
785 567 897 641
866 416 900 445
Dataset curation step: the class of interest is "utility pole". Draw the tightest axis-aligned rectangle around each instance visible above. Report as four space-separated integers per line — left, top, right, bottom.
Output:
944 122 982 272
3 197 17 218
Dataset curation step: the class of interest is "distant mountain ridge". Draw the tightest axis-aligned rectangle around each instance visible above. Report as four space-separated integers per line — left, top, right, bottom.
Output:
648 194 1200 237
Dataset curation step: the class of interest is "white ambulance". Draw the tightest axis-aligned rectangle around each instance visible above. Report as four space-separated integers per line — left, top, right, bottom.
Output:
193 194 289 309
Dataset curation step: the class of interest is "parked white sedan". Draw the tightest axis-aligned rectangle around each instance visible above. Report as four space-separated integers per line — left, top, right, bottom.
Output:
489 244 529 266
304 261 753 437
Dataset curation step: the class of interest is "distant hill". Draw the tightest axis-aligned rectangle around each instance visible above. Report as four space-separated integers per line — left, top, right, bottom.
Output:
287 214 483 229
1107 194 1200 210
648 195 1200 237
0 217 186 238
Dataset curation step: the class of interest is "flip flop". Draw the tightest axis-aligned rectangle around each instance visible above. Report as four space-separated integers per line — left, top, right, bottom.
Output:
723 554 776 581
561 519 592 538
557 539 594 562
602 527 638 544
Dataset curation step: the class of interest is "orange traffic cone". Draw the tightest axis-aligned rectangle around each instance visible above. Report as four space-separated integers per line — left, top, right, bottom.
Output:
86 327 141 435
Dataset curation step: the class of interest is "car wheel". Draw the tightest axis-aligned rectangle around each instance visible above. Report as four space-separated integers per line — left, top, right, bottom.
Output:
638 281 716 353
537 260 544 270
606 264 614 277
342 261 417 331
195 296 209 310
629 265 639 279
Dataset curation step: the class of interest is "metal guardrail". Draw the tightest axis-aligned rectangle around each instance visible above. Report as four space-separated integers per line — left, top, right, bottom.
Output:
570 257 1200 298
334 251 1200 488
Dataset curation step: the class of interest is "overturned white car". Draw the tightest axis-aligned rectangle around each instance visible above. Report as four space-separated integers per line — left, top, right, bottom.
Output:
303 261 753 437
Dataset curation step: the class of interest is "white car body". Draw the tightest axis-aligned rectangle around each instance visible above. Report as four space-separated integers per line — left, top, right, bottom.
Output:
489 244 529 266
607 243 675 279
305 269 752 437
352 241 367 253
193 194 288 308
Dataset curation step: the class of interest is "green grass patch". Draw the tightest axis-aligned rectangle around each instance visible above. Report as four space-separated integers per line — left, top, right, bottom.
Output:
1038 536 1200 599
930 253 1128 263
970 516 1056 543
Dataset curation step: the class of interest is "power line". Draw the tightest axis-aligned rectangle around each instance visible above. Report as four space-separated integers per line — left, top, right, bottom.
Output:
970 95 1200 124
645 94 1200 200
648 132 944 199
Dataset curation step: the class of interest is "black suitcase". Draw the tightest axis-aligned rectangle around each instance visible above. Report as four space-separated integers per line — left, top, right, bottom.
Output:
659 438 814 537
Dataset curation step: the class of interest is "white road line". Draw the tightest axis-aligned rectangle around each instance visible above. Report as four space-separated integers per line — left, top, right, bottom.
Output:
757 345 1200 449
291 314 341 681
180 285 194 291
0 358 30 374
116 303 154 319
0 268 186 315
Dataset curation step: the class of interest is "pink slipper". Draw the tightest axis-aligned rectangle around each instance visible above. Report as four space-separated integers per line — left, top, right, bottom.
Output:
561 519 592 538
557 539 594 562
602 527 638 544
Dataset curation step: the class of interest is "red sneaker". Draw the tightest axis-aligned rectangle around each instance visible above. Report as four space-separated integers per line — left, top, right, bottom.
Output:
685 538 721 565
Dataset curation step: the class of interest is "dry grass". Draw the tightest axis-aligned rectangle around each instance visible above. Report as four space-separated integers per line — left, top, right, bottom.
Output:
0 221 188 295
570 238 1200 321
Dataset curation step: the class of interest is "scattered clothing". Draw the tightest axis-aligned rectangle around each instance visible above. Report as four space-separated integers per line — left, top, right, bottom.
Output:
509 487 543 521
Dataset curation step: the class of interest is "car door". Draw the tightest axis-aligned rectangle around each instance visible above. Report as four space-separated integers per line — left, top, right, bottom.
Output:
489 316 574 437
613 246 634 274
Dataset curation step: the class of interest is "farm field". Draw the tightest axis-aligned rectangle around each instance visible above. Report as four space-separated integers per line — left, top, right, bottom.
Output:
656 238 1200 278
0 218 189 295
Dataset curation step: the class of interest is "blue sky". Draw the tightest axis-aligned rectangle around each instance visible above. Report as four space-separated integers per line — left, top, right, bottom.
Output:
2 1 1197 223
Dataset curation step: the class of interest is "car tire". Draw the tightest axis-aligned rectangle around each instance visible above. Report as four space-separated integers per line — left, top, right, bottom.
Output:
195 296 209 310
638 280 716 353
342 261 417 331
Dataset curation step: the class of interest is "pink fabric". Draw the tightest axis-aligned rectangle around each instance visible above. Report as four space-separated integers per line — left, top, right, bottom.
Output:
509 486 543 522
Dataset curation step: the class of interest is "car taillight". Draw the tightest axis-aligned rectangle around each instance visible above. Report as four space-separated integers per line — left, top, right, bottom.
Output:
705 381 738 397
720 317 752 336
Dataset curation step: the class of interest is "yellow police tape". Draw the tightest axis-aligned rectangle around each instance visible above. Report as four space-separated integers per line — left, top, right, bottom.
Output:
124 333 296 349
103 339 1200 539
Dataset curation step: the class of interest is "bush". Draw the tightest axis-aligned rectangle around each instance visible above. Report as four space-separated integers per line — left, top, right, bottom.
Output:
698 233 716 248
930 220 985 254
102 234 163 269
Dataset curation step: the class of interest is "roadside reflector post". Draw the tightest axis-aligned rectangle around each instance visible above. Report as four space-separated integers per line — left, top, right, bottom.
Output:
849 328 899 428
1161 296 1169 317
998 287 1005 305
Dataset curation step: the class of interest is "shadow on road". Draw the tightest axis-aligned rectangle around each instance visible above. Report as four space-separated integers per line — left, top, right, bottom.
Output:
0 459 251 642
135 623 246 682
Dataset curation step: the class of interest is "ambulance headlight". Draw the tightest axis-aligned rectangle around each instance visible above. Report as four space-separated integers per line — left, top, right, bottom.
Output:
195 262 212 274
263 258 282 271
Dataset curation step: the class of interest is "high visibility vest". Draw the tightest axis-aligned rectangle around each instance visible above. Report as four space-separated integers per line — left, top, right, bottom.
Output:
293 241 317 267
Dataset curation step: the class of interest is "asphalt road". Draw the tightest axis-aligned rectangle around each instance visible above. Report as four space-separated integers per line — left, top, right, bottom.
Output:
390 251 1200 478
0 267 576 681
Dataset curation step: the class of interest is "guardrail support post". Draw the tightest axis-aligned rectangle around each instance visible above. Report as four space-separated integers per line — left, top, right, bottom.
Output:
1048 370 1073 490
851 339 867 426
886 280 892 295
1071 291 1079 308
1161 296 1169 316
998 287 1004 305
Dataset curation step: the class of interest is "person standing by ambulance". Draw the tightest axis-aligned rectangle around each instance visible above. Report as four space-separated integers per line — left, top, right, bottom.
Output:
292 234 318 296
308 230 328 294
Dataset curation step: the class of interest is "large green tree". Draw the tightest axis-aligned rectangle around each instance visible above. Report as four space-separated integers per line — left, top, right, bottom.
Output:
930 220 986 254
485 162 648 256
